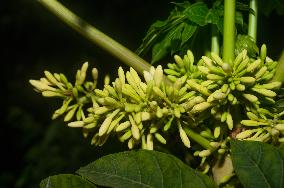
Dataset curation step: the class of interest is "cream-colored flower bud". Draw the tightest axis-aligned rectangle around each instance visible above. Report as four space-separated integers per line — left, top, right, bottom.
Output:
213 91 227 100
64 105 78 122
154 65 163 87
187 50 194 64
119 130 132 142
146 134 154 150
179 124 190 148
278 137 284 143
164 117 173 131
241 120 269 126
258 82 282 89
44 71 59 85
40 77 52 85
214 126 221 138
226 112 233 130
187 80 210 96
68 121 84 128
246 59 261 72
218 148 226 154
247 112 258 120
233 51 244 70
252 88 276 97
107 114 125 134
255 66 267 79
116 121 131 132
129 115 140 140
236 130 254 139
42 91 63 97
207 74 223 80
143 71 153 83
202 56 213 66
155 133 166 144
243 93 258 103
174 55 184 67
198 66 210 74
29 80 56 91
239 77 255 84
130 67 141 85
211 52 224 66
104 75 110 85
210 142 220 148
236 84 245 91
275 124 284 131
260 44 267 62
92 68 98 81
191 102 211 114
100 109 120 135
128 138 134 149
198 150 211 157
118 67 125 84
94 106 110 115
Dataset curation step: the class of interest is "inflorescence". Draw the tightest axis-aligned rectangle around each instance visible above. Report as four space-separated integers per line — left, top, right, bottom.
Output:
30 44 283 172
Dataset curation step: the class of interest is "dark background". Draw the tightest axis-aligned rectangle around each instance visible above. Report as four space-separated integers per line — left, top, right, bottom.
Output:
1 0 283 187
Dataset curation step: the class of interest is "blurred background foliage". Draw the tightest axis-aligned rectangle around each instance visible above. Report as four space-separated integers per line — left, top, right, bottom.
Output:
0 0 283 187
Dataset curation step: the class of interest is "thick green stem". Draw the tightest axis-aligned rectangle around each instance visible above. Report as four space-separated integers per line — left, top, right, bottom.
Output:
38 0 151 75
211 25 220 55
222 0 236 65
248 0 258 41
184 128 212 150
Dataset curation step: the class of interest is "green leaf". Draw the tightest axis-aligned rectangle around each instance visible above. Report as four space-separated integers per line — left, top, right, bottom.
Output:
184 2 209 26
151 36 171 64
181 22 197 45
40 174 96 188
77 150 217 188
231 140 284 188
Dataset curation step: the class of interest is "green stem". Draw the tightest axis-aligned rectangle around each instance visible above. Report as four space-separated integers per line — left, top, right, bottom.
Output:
38 0 151 75
272 51 284 82
211 25 220 55
248 0 258 41
184 128 212 150
222 0 236 65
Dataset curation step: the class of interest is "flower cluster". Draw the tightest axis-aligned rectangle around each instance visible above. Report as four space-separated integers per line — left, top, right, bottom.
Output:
30 45 283 168
165 45 283 145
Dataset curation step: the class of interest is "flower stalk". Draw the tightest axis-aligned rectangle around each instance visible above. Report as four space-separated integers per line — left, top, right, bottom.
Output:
222 0 236 65
248 0 258 41
38 0 151 75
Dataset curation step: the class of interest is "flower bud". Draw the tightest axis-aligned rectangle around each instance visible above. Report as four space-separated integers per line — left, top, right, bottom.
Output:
202 56 213 66
191 102 211 114
241 120 269 126
187 50 194 65
146 134 154 150
116 121 131 132
198 150 211 157
252 88 276 97
129 115 140 140
154 133 166 144
68 121 84 128
211 52 224 66
246 59 261 72
64 105 78 122
255 66 267 79
243 94 258 103
179 125 191 148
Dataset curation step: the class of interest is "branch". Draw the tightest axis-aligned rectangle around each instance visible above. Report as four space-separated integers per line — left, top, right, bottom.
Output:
38 0 151 75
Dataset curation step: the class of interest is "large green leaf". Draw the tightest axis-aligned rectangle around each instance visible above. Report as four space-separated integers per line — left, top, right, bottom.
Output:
40 174 96 188
231 140 284 188
184 2 209 26
77 150 217 188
